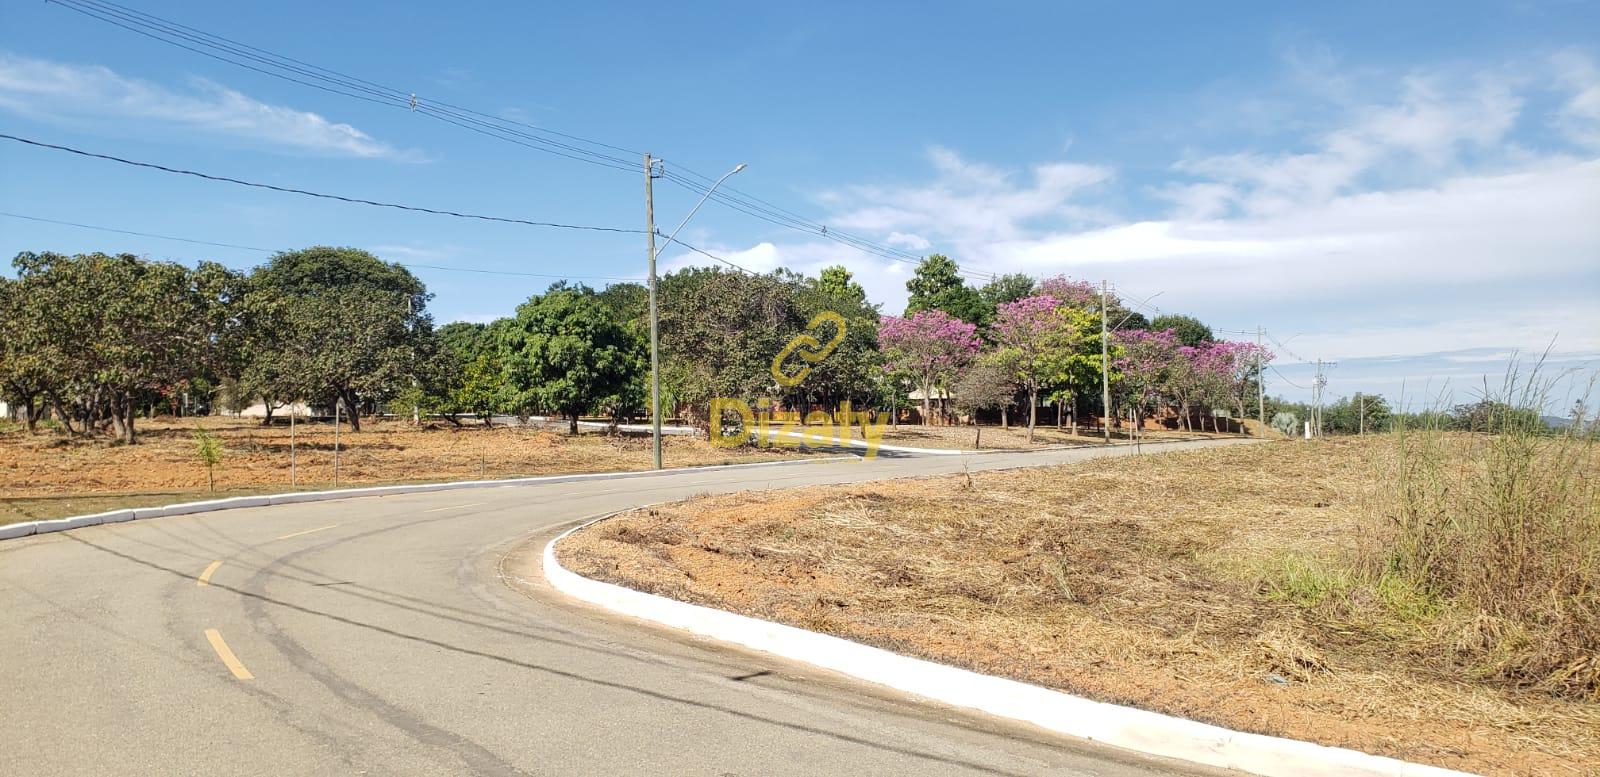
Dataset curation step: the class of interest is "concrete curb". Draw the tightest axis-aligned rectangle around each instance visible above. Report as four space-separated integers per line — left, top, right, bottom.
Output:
544 514 1477 777
0 455 851 543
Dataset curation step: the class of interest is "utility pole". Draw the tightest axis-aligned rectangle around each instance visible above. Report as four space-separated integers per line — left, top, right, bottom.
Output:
1256 326 1266 436
644 153 662 470
1359 393 1366 435
1099 280 1111 444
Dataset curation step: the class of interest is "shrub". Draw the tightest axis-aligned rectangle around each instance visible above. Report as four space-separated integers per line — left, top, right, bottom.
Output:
1373 364 1598 698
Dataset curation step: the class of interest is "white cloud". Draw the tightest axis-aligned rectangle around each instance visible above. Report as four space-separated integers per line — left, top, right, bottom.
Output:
1553 50 1600 149
1168 73 1522 217
822 145 1114 248
671 53 1600 398
0 52 406 158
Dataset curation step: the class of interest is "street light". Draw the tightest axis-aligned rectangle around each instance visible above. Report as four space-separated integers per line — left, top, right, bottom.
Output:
645 159 747 469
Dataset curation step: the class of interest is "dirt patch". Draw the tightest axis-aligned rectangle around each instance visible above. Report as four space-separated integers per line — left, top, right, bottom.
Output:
559 438 1598 776
0 417 808 524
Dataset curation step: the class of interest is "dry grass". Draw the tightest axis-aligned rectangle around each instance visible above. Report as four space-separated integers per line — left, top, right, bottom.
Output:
0 416 808 524
560 436 1599 776
875 422 1233 450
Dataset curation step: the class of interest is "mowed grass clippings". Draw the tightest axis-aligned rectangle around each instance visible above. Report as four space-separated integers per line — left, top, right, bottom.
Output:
559 437 1600 776
0 417 810 524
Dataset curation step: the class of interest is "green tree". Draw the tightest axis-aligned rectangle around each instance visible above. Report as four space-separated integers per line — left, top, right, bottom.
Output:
245 247 433 431
1149 313 1214 347
7 252 235 443
979 273 1036 310
658 268 805 425
502 283 643 434
905 254 986 324
817 265 868 306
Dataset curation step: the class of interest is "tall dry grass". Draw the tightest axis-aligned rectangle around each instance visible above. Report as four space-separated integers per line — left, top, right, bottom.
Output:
1374 364 1598 699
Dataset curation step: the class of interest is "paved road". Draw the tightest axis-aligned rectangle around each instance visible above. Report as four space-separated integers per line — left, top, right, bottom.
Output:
1 439 1250 776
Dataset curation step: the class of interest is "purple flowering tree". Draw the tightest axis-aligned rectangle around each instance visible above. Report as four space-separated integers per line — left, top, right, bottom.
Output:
1112 328 1181 428
1037 276 1098 309
879 310 980 424
1204 340 1273 425
990 294 1078 441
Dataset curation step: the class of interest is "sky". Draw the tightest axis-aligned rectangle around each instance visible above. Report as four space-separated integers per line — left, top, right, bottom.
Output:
1 0 1596 412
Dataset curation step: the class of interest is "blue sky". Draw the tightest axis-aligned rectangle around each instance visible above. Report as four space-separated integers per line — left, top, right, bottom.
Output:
1 1 1596 411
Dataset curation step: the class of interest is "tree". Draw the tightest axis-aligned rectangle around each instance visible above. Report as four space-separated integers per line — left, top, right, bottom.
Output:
503 283 643 434
1043 307 1105 435
1325 392 1392 434
1149 314 1214 347
245 247 433 432
1113 328 1181 427
905 254 986 324
979 273 1035 313
990 295 1081 442
879 310 979 424
0 273 56 431
953 361 1015 449
817 265 868 305
6 252 235 443
658 268 807 426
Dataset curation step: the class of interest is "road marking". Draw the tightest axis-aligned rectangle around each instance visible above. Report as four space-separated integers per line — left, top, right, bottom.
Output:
276 524 338 540
204 629 254 680
197 560 222 587
422 502 485 513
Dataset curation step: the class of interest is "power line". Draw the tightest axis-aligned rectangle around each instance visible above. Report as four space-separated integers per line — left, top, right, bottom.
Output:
0 211 277 253
0 211 645 282
48 0 641 173
48 0 974 276
1 134 644 234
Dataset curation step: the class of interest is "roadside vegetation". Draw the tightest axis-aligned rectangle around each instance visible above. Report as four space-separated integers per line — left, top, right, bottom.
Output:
561 378 1599 775
1 248 1273 448
0 416 807 525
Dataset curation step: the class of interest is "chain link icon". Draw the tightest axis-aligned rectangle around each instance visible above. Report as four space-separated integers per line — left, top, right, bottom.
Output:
771 311 847 387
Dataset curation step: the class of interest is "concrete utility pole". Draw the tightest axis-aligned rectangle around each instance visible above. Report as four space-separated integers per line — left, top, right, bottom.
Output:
1256 326 1266 436
1100 280 1112 444
643 156 746 469
644 153 662 470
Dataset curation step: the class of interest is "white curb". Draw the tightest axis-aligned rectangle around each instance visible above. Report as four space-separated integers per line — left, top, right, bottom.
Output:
544 515 1477 777
0 455 851 543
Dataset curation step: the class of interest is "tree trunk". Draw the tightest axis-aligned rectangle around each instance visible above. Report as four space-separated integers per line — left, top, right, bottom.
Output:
921 378 932 427
261 397 276 427
340 389 362 432
1027 387 1038 443
108 391 127 442
568 412 579 435
1001 404 1009 429
123 394 136 445
974 424 981 450
1056 397 1063 429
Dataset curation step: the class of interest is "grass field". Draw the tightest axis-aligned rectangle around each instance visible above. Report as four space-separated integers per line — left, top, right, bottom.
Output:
0 417 810 525
560 434 1598 776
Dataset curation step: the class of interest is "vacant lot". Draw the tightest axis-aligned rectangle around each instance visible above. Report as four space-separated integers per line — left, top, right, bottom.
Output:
561 436 1598 776
0 417 808 525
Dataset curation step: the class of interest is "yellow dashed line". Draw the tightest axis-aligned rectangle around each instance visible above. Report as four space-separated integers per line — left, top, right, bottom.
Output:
276 524 338 540
204 628 254 680
197 560 222 587
422 502 485 513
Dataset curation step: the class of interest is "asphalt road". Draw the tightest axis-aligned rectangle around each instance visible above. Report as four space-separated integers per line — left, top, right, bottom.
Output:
1 438 1251 776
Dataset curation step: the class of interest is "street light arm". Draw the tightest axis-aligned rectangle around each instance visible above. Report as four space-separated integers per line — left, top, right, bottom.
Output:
656 163 746 260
